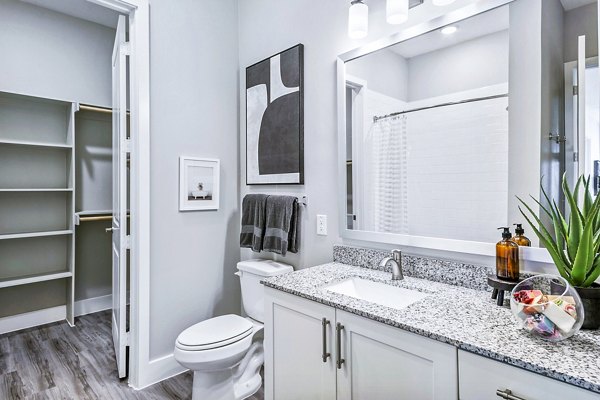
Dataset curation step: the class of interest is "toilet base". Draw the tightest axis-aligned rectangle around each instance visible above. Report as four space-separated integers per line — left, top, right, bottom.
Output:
190 342 264 400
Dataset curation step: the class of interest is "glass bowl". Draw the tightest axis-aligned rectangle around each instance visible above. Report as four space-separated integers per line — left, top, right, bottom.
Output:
510 274 584 342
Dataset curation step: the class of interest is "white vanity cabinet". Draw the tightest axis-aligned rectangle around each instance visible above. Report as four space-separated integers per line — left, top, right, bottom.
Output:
264 288 337 400
264 288 458 400
459 350 600 400
336 310 457 400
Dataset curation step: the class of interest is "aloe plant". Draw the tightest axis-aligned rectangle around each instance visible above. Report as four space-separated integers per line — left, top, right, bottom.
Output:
518 174 600 287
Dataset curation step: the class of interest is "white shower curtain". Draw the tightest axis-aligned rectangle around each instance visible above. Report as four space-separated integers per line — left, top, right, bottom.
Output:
364 115 409 233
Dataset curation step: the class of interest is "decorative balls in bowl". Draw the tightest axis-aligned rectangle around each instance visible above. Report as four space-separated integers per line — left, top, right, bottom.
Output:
510 274 584 342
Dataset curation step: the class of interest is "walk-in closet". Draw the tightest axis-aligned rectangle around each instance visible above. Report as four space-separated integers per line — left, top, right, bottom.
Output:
0 0 122 335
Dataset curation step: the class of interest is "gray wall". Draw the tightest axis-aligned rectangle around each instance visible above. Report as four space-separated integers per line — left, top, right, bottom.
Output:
564 2 598 62
407 30 509 101
346 50 409 101
0 0 114 107
346 30 508 103
75 111 113 301
540 0 565 226
237 0 479 271
507 0 542 243
148 0 241 360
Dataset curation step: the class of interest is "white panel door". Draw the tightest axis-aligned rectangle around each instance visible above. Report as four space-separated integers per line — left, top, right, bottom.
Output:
336 310 457 400
111 14 129 379
264 289 337 400
577 35 587 177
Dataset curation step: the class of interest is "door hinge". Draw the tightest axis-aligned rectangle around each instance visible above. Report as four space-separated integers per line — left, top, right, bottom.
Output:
121 42 131 56
548 133 566 144
573 85 579 95
124 235 131 249
574 152 579 162
123 138 132 153
124 331 130 346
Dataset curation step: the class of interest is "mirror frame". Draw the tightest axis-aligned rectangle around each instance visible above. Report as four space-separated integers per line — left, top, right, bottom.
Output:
336 0 552 263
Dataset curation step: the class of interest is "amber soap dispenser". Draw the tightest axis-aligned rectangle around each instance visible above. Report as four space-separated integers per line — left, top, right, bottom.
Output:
512 223 531 247
496 227 520 281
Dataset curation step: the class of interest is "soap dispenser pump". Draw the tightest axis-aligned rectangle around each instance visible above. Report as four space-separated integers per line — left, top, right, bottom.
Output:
496 227 520 282
512 223 531 247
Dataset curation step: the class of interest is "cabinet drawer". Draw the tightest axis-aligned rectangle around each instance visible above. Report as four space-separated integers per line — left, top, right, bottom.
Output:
459 350 600 400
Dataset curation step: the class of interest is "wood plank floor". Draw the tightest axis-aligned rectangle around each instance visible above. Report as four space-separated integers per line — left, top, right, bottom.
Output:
0 310 264 399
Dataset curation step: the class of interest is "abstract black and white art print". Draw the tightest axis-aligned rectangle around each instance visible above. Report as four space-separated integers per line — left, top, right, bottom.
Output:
246 44 304 185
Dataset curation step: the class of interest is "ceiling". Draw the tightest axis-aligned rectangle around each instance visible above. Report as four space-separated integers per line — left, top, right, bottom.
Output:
388 5 509 59
560 0 597 11
19 0 120 28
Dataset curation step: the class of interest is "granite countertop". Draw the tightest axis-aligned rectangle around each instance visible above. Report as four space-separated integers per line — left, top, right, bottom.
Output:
262 262 600 394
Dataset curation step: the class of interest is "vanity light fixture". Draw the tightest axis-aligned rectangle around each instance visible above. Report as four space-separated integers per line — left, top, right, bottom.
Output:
440 25 458 35
432 0 457 6
387 0 409 25
348 0 369 39
348 0 425 39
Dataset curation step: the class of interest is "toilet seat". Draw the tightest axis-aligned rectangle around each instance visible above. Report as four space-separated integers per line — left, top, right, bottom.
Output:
174 330 254 372
176 314 253 352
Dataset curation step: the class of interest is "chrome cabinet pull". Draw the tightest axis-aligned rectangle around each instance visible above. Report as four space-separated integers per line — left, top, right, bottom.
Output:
496 389 527 400
321 318 330 363
336 323 345 369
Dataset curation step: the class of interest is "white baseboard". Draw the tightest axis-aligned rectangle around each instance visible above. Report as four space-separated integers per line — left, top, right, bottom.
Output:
0 305 66 335
136 353 187 390
0 294 114 335
75 294 112 316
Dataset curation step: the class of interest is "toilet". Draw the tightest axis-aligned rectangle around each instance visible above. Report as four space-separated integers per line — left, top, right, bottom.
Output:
174 259 293 400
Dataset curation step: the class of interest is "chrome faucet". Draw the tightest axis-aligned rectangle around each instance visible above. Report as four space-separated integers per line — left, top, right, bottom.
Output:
379 249 404 280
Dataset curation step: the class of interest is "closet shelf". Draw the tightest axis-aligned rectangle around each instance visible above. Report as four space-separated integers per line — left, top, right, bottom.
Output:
0 270 72 289
0 230 73 240
0 188 73 192
0 139 72 149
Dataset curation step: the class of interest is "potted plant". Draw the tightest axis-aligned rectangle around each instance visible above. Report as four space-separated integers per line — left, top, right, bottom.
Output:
518 174 600 329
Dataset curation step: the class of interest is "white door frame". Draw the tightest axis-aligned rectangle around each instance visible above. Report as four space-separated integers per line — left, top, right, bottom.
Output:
85 0 150 390
345 74 367 231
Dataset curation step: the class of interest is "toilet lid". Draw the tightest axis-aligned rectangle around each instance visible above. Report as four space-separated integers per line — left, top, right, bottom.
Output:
176 315 253 350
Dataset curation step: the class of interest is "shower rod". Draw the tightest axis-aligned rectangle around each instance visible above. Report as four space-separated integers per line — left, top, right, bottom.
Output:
372 93 508 123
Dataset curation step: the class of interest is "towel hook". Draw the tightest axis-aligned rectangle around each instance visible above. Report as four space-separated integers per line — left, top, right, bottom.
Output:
298 195 308 207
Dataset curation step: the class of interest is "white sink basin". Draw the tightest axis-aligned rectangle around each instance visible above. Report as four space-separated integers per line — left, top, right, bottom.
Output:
323 278 429 310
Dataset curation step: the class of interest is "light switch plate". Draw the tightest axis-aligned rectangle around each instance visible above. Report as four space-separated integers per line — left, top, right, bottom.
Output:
317 215 327 236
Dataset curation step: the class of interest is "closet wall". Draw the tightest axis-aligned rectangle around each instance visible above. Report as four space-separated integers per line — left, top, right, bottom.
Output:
0 0 115 322
0 0 114 107
75 110 113 304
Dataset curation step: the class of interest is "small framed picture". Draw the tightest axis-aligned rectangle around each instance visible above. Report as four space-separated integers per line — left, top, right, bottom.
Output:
179 157 220 211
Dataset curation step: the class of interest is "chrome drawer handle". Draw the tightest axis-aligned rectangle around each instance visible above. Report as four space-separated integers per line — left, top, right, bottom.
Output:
336 323 345 369
321 318 330 363
496 389 527 400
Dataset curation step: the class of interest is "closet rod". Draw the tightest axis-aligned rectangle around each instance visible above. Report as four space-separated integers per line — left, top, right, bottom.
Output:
78 214 130 222
79 104 130 115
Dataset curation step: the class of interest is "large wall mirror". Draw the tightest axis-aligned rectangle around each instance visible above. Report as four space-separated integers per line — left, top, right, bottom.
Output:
337 0 599 259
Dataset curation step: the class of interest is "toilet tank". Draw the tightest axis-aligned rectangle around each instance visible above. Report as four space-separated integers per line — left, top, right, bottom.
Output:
237 260 293 323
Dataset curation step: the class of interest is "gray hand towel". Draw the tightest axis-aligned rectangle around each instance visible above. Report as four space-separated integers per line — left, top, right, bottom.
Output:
263 195 299 256
240 194 269 252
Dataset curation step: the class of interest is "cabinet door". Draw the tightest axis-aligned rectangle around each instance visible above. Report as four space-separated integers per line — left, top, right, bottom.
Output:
336 310 457 400
459 350 600 400
264 288 337 400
